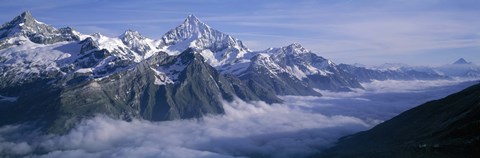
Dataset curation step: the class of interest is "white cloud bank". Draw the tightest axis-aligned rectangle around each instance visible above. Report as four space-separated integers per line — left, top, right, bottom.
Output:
0 79 478 158
1 100 368 158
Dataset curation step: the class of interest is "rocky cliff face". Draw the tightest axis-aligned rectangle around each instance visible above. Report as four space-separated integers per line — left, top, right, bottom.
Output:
0 48 280 134
0 12 280 134
0 11 460 135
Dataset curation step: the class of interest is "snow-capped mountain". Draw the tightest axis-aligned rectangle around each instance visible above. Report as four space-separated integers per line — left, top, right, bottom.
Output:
338 64 448 82
119 30 160 59
223 43 363 93
267 43 334 79
0 11 85 88
0 13 165 88
159 15 249 67
265 43 362 91
0 12 280 133
156 15 364 93
238 52 321 96
1 11 475 134
0 11 80 48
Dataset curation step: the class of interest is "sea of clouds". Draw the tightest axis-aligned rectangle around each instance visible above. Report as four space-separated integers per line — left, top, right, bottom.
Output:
0 79 478 158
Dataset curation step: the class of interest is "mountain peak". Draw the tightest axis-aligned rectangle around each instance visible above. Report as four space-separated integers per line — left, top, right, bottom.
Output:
186 14 200 22
160 14 250 66
9 11 42 26
0 11 35 31
120 29 143 39
453 58 470 65
288 42 303 47
124 29 140 35
283 42 311 54
0 11 56 37
0 11 82 44
19 11 33 20
161 14 214 43
182 14 209 29
118 29 157 57
287 43 305 49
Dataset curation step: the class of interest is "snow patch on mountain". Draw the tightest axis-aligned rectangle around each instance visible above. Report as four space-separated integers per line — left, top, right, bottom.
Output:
150 67 174 85
0 38 82 77
75 68 93 74
90 33 144 62
152 57 189 84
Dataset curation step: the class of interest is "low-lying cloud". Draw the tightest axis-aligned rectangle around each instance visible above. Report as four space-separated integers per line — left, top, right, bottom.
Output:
1 100 369 158
0 79 478 158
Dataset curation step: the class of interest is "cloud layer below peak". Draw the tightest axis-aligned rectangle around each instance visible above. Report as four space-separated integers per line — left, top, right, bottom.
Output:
0 79 478 158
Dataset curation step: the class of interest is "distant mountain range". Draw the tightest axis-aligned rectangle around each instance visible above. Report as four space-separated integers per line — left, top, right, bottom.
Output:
435 58 480 78
0 11 479 133
370 58 480 78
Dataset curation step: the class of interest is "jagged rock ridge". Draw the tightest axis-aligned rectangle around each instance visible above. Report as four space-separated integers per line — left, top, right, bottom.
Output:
0 11 460 134
0 12 280 134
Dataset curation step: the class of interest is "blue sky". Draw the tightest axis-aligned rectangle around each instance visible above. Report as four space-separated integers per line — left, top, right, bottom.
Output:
1 0 479 66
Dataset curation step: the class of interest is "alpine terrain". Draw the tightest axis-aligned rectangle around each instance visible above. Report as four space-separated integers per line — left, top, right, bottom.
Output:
0 11 467 134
